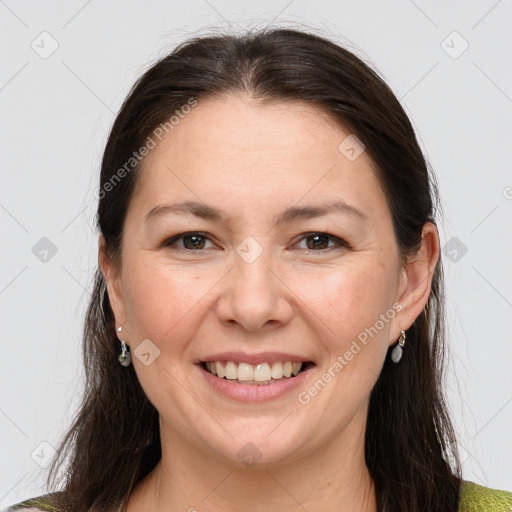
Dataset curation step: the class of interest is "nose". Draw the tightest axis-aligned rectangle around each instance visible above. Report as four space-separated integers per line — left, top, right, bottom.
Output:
215 250 294 333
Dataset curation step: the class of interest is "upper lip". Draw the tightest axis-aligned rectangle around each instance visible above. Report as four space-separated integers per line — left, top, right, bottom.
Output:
196 351 315 365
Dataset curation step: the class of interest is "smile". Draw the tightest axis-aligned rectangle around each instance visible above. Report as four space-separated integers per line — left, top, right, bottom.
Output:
201 360 313 386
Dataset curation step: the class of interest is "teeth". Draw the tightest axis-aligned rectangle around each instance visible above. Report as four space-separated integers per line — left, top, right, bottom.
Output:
215 361 226 378
253 363 272 381
271 361 283 379
225 361 238 379
204 360 306 383
237 363 253 381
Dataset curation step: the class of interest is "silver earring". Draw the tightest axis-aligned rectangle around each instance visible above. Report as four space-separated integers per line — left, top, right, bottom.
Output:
117 326 132 367
391 329 406 363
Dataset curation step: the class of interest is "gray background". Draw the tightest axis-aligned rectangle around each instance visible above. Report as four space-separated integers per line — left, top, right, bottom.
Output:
1 0 511 507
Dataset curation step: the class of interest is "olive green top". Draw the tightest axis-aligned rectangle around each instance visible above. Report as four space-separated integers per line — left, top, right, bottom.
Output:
6 481 512 511
458 481 512 512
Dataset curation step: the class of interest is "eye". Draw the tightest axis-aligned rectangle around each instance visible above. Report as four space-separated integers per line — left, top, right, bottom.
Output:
294 232 348 251
161 231 215 251
161 231 349 252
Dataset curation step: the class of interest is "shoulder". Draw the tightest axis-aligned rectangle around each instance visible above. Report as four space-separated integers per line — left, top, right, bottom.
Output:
4 493 60 512
459 481 512 511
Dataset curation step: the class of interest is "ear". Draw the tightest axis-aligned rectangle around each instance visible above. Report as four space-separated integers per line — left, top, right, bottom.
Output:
98 234 127 326
391 221 440 344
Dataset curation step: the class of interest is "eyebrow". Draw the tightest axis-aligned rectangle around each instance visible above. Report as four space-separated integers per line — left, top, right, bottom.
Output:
145 200 367 226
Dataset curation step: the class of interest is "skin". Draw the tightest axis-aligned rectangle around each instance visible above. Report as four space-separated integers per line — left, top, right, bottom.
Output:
99 94 439 512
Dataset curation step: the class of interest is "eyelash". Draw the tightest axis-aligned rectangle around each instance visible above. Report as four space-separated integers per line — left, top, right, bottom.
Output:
161 231 349 252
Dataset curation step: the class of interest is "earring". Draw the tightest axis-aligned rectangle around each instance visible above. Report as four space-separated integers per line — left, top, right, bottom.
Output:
117 326 132 367
391 329 406 363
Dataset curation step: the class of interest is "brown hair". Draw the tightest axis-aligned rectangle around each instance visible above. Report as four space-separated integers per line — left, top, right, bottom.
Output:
43 27 461 511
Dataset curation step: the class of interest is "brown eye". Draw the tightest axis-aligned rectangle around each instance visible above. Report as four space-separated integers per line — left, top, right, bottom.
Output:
182 234 207 249
161 231 347 253
162 232 214 251
296 233 347 251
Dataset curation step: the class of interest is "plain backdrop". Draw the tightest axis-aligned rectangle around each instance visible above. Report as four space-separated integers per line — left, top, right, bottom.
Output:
1 0 511 508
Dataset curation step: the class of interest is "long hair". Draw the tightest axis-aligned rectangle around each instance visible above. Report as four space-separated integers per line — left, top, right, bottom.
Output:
44 27 462 511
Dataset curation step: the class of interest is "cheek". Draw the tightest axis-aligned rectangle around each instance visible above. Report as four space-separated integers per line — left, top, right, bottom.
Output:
122 259 239 379
291 258 397 349
122 263 211 349
295 263 397 414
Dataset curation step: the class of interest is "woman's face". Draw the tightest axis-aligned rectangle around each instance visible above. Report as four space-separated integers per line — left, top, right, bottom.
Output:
101 94 433 467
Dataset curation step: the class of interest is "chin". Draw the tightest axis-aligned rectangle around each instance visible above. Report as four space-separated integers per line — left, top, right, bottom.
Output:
202 425 311 469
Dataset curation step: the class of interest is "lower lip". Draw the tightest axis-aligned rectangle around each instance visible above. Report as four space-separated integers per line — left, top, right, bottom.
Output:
198 363 314 402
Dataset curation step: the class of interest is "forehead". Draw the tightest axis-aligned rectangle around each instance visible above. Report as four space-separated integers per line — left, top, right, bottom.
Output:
129 94 387 224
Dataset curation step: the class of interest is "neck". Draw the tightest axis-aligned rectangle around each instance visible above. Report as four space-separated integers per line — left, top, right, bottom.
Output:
127 419 377 512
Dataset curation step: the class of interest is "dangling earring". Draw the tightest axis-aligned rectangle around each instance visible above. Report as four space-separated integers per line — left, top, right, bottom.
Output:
391 329 406 363
117 326 132 367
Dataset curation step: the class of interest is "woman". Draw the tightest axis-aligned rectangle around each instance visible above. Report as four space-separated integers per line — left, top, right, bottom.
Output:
8 27 512 512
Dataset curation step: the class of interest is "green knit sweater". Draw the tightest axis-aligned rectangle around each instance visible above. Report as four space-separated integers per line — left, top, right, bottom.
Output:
6 481 512 511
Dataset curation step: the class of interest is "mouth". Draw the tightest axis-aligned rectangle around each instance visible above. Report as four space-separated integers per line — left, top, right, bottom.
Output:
199 360 316 386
